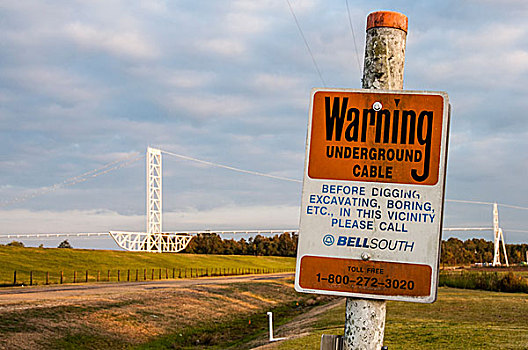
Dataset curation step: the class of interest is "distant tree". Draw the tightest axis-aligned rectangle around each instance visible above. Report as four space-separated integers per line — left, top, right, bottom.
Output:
58 240 72 249
39 244 44 248
7 241 24 247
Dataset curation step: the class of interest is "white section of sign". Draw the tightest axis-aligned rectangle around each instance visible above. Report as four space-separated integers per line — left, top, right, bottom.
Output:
294 88 450 303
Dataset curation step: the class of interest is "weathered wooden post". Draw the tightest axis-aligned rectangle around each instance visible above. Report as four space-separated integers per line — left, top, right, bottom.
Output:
344 11 408 349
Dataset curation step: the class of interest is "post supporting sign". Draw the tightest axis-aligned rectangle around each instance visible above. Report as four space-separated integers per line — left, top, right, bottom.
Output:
295 88 449 303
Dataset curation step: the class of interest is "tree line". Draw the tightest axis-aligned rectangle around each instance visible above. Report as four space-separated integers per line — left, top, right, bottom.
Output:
441 237 528 265
3 234 527 265
183 232 298 257
184 233 528 265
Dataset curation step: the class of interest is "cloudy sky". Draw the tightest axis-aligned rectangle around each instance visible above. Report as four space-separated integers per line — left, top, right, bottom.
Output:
1 0 527 248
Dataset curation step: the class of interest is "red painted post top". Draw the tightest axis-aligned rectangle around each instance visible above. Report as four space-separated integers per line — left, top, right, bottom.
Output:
367 11 408 33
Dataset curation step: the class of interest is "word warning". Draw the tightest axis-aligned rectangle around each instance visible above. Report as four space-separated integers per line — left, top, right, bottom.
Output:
308 90 444 185
295 89 450 303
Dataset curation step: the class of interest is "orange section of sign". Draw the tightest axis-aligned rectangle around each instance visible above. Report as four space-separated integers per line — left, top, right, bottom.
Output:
299 255 432 297
308 91 444 185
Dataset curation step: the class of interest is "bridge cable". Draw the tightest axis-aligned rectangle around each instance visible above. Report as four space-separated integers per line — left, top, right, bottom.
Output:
160 150 302 183
0 153 144 208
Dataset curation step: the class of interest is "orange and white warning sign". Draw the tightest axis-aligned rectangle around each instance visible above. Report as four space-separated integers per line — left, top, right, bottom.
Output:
295 88 449 303
308 91 444 185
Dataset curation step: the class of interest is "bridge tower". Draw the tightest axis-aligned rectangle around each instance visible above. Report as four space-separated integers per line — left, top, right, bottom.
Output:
109 147 193 253
146 147 162 252
492 203 509 267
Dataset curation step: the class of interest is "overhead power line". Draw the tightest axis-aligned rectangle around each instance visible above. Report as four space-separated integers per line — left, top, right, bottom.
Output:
345 0 362 74
285 0 326 87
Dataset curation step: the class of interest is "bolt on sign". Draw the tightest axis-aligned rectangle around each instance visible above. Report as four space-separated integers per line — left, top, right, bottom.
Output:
295 88 450 303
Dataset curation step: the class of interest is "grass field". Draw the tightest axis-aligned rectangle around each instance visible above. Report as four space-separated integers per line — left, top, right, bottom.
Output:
270 287 528 349
0 245 295 286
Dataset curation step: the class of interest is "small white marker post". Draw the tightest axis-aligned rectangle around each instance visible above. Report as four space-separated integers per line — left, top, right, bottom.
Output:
266 312 286 342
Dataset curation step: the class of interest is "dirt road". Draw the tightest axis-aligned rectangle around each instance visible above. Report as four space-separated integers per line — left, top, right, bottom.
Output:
0 272 294 306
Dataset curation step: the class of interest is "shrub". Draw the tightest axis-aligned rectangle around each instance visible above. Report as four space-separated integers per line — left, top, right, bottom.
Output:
439 271 528 293
58 240 72 249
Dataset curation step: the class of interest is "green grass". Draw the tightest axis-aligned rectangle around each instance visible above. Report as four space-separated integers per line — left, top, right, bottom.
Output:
272 287 528 350
0 245 295 285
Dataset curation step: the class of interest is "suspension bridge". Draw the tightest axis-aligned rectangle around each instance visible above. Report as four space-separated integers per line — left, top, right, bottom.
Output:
1 147 527 266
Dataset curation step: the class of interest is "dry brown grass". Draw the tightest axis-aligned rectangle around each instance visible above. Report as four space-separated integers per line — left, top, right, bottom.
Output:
0 276 306 349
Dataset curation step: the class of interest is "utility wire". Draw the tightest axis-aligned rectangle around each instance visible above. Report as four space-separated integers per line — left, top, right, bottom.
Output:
285 0 326 87
345 0 362 74
160 150 302 183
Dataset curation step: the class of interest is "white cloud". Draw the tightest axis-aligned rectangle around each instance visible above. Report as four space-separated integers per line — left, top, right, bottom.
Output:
199 38 247 57
65 21 159 60
164 204 300 230
128 66 216 89
0 209 143 234
161 93 254 118
2 66 105 104
0 204 300 235
253 73 303 91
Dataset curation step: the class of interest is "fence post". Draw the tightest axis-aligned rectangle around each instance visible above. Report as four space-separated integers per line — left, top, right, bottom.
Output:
136 269 139 282
118 270 120 282
86 270 88 283
46 271 49 285
127 269 130 282
73 271 77 283
159 268 162 280
60 271 63 284
144 268 147 280
107 270 110 282
173 268 175 279
13 270 16 285
166 268 168 279
151 268 154 280
30 271 33 286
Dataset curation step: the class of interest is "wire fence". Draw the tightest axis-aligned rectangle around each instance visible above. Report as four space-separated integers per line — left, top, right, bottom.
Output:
2 267 295 287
